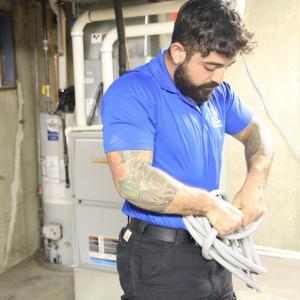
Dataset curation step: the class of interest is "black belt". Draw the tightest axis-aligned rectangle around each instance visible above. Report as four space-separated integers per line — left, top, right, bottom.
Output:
128 218 195 245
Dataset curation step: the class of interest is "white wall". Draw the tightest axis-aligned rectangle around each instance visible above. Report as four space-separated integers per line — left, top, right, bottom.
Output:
224 0 300 251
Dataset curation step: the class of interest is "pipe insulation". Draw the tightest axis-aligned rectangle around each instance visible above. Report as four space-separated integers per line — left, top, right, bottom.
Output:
183 190 267 292
71 0 184 126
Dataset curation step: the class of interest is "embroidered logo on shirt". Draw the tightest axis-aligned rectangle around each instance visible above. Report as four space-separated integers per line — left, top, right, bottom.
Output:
211 108 222 128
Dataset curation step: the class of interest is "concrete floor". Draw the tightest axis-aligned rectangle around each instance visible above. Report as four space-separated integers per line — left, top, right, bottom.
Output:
233 256 300 300
0 255 299 300
0 255 74 300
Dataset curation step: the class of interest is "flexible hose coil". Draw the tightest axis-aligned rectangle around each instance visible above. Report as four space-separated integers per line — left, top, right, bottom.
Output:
183 190 267 292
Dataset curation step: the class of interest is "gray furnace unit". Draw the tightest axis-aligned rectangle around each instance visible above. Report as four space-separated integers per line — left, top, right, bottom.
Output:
68 130 127 269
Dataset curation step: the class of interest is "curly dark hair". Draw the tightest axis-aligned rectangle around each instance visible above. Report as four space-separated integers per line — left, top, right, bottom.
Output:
171 0 255 58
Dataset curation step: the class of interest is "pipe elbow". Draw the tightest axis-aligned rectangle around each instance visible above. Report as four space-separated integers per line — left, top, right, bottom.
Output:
72 10 91 35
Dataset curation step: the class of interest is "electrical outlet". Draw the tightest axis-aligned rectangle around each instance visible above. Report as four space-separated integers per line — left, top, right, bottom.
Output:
91 32 102 44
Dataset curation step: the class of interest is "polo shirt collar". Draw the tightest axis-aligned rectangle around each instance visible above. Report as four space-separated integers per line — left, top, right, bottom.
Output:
149 49 207 111
149 49 178 93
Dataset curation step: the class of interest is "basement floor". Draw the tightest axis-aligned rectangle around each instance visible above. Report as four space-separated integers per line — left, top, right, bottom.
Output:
0 254 299 300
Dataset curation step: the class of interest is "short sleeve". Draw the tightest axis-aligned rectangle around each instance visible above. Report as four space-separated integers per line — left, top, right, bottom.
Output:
100 71 157 152
223 82 254 135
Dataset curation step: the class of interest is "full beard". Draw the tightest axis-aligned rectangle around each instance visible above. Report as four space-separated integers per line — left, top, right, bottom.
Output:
174 62 219 106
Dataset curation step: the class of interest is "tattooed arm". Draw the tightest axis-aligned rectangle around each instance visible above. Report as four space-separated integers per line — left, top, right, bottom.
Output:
106 150 243 236
232 115 274 226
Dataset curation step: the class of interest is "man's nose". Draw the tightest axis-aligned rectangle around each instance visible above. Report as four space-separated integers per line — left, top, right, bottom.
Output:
210 68 225 85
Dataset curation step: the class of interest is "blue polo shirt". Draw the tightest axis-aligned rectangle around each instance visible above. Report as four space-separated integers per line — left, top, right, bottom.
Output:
101 49 253 229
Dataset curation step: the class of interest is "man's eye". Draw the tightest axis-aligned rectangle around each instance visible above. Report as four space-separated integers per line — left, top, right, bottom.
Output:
204 65 216 72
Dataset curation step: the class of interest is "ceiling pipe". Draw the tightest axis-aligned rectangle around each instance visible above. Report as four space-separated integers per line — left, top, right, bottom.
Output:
71 0 185 127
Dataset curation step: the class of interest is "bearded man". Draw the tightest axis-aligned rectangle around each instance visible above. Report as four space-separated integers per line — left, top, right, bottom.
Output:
101 1 274 299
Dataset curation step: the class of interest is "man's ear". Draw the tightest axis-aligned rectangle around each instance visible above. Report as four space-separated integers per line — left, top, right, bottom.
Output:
169 43 186 65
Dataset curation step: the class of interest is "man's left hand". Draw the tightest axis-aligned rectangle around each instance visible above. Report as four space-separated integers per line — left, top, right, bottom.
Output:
233 186 266 227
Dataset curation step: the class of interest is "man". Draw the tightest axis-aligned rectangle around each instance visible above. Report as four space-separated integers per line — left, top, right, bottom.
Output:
101 0 274 299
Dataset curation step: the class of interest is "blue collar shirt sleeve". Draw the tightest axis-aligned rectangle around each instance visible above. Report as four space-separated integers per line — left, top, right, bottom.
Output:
101 71 157 152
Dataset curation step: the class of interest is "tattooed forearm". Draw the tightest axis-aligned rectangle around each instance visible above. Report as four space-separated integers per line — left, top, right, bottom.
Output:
234 116 274 182
106 150 213 215
107 150 177 212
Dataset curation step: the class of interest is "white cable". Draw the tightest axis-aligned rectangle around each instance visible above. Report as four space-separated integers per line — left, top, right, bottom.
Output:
183 190 267 292
242 55 300 161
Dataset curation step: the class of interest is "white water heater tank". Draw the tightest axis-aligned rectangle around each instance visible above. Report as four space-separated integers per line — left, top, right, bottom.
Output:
39 112 75 265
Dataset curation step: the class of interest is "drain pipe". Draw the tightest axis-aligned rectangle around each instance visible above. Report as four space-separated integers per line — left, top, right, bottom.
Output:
100 21 174 93
41 0 53 114
71 0 184 126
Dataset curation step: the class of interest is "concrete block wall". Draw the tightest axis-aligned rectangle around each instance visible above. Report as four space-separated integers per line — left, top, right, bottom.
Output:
0 0 40 273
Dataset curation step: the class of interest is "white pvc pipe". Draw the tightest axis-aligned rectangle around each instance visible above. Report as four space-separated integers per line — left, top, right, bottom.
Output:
72 1 184 34
235 0 246 16
71 0 184 126
72 34 86 126
100 22 174 93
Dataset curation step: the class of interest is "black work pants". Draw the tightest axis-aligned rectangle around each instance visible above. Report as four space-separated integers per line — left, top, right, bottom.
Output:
117 225 237 300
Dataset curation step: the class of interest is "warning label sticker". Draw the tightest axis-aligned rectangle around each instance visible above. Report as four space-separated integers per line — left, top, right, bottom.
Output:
47 118 60 141
88 235 118 262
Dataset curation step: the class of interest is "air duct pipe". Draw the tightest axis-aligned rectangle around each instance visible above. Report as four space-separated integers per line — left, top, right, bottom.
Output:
100 22 174 93
71 0 185 127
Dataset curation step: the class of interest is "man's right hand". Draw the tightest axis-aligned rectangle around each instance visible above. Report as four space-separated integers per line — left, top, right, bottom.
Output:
206 196 243 236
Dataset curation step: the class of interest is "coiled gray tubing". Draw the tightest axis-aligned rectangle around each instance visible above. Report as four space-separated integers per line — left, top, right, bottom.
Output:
182 190 267 292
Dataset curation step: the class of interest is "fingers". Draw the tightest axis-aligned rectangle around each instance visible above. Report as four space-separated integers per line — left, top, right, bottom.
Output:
219 214 243 236
233 188 267 227
206 198 244 236
242 206 266 227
